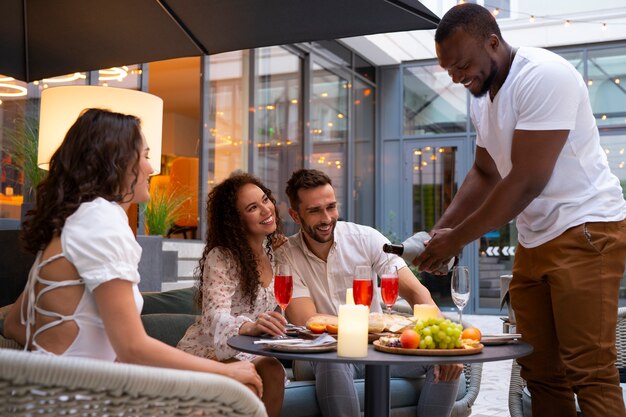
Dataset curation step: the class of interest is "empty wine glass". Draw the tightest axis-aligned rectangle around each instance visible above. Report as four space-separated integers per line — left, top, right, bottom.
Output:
451 266 470 326
380 266 399 314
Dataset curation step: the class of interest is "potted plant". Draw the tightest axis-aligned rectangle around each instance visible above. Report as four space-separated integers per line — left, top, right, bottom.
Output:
136 183 189 291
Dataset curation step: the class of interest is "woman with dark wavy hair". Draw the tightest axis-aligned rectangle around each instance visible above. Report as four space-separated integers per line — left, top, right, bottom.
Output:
4 108 262 397
177 172 286 417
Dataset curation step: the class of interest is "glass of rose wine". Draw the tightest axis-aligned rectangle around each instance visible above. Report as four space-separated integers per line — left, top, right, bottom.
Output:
353 265 374 308
274 264 293 319
380 265 399 314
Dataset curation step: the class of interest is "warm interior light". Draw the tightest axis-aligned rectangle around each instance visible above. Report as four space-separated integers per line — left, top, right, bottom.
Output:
98 67 128 82
42 73 86 83
38 86 163 173
0 83 27 97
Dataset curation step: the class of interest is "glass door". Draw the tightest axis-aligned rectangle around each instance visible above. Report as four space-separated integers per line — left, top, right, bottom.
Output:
402 138 476 312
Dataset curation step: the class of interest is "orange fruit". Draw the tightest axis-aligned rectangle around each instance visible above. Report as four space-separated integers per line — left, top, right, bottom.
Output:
461 327 482 341
308 323 326 334
326 324 339 334
399 329 421 349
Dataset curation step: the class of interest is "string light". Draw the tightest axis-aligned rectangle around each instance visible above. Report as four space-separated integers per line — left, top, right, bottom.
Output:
529 15 535 23
602 23 607 31
564 20 571 27
492 8 500 17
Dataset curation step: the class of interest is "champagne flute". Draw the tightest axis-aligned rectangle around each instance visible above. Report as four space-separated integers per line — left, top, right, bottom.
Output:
380 266 399 314
274 264 293 319
451 265 470 326
353 265 374 308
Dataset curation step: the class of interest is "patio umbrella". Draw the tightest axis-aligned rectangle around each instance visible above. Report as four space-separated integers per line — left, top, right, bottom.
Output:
1 0 439 83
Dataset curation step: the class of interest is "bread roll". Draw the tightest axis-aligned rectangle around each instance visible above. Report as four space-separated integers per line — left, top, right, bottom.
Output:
305 314 338 330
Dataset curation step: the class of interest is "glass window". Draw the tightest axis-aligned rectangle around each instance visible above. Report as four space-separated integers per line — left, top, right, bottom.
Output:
310 62 349 215
0 73 88 228
587 46 626 127
208 51 248 184
97 65 142 89
355 55 375 84
354 79 375 225
403 64 467 136
255 46 303 235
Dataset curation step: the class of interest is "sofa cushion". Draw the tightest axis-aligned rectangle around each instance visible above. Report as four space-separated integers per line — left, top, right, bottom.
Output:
141 313 197 347
142 287 200 315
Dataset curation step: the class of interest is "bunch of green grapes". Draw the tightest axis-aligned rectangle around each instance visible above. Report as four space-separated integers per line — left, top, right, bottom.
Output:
413 317 463 349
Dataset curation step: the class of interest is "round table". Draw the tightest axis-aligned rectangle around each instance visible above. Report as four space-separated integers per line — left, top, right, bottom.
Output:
228 335 533 417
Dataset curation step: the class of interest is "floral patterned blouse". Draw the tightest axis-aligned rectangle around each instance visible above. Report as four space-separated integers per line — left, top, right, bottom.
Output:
176 246 277 361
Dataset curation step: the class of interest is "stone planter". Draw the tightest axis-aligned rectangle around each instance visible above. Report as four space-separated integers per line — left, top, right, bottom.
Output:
137 235 178 292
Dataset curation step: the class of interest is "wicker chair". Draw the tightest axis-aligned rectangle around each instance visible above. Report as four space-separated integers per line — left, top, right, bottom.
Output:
508 307 626 417
0 335 267 417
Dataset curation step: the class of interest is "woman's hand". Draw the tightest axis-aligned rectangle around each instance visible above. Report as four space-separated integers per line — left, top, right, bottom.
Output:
224 361 264 398
434 363 464 383
240 311 287 337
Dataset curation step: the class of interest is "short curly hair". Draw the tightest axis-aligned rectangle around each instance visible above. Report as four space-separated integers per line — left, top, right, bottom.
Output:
435 3 503 44
285 169 332 211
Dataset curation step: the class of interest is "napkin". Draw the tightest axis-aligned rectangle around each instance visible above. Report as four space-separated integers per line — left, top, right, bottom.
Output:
255 334 336 347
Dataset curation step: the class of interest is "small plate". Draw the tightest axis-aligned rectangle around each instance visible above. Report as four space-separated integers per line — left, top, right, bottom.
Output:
265 343 337 353
481 334 520 346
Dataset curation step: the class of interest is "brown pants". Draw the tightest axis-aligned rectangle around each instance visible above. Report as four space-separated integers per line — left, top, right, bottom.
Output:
510 220 626 417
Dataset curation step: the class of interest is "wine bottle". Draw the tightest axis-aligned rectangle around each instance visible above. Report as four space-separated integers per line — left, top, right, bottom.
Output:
382 231 456 273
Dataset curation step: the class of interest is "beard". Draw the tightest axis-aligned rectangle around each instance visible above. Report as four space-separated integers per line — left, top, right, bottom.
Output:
472 58 498 98
302 218 337 244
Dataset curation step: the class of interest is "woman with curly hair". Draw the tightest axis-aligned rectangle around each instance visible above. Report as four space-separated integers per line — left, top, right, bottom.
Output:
4 108 262 397
177 172 287 417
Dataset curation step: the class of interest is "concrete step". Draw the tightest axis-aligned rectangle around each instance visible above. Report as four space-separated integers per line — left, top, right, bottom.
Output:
479 256 500 264
479 269 511 279
163 239 204 259
480 278 500 289
479 263 506 271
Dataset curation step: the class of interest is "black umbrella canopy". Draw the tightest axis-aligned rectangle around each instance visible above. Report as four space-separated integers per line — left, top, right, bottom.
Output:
1 0 439 83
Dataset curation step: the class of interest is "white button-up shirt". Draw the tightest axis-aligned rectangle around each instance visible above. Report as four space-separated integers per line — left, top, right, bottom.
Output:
276 221 407 315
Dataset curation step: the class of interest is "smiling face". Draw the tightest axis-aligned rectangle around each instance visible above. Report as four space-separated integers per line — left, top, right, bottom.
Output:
125 135 153 205
289 184 339 245
436 29 502 98
236 183 277 239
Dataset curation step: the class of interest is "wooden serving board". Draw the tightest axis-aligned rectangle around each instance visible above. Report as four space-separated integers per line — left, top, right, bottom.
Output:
373 340 484 356
298 329 393 343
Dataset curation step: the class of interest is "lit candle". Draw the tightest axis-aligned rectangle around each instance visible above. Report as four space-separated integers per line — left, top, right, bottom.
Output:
5 186 13 196
337 304 369 357
413 304 439 321
345 288 355 305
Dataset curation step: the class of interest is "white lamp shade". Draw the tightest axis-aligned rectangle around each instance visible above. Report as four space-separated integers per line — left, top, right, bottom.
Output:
38 86 163 173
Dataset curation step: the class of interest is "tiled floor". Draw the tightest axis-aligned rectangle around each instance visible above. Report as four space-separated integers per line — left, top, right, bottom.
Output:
463 313 513 417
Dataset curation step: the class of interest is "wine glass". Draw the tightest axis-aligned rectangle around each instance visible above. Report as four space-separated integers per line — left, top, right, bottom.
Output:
380 266 399 314
274 264 293 319
353 265 374 308
451 266 470 326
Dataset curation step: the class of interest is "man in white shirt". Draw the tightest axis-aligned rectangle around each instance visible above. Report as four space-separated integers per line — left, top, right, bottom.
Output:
279 168 462 417
416 4 626 417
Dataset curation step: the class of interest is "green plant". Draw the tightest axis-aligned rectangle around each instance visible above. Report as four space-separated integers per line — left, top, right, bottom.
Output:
141 187 190 236
3 115 47 200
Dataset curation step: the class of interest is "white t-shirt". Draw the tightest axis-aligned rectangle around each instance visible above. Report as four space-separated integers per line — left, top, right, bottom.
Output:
471 46 626 247
276 221 407 315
